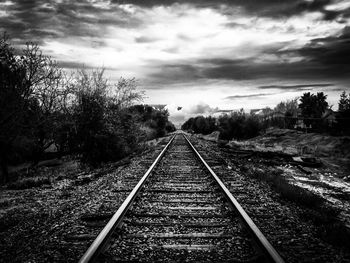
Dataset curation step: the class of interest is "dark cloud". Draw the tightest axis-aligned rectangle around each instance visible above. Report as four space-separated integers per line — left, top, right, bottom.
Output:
113 0 296 9
111 0 230 8
224 93 274 100
146 50 348 86
258 83 334 91
148 63 202 85
199 27 350 80
0 18 27 36
144 25 350 85
290 0 349 21
113 0 343 20
200 58 330 80
1 0 347 45
298 26 350 72
0 0 140 42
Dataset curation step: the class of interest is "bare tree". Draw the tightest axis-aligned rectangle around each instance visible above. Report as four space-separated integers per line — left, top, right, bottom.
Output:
113 77 144 109
70 69 145 166
0 35 62 182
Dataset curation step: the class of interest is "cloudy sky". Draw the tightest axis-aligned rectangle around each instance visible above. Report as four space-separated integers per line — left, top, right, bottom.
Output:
1 0 349 124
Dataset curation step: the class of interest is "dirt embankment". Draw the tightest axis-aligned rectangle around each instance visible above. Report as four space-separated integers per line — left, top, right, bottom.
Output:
249 128 350 158
195 128 350 235
196 128 350 178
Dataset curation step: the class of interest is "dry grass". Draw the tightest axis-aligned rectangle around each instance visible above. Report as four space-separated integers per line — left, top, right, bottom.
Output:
246 165 350 248
7 176 51 190
248 167 324 208
5 158 81 190
252 128 350 158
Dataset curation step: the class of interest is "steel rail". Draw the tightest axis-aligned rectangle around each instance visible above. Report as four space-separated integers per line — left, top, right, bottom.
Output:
183 134 285 263
79 135 176 263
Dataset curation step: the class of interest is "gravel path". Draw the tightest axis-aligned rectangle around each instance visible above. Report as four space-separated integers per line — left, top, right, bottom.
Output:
98 134 261 262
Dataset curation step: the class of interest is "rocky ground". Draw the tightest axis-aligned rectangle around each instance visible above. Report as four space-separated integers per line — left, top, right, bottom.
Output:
0 131 349 262
0 137 171 262
197 129 350 228
192 130 350 262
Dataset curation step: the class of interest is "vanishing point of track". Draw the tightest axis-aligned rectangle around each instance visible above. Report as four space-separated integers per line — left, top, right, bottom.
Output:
79 132 284 263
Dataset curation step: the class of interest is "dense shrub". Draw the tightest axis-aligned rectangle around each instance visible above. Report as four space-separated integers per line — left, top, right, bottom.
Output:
77 101 176 166
129 105 175 139
182 111 261 141
181 116 216 135
242 115 262 139
80 133 128 166
165 121 176 133
71 70 144 167
217 112 261 140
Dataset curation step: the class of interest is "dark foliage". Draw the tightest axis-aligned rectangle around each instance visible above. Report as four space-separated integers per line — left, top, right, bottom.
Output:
336 91 350 135
72 84 135 166
67 70 148 167
0 35 175 182
0 34 61 182
165 121 176 133
299 92 329 131
217 111 261 140
129 105 176 138
181 116 216 135
181 112 261 140
285 111 297 129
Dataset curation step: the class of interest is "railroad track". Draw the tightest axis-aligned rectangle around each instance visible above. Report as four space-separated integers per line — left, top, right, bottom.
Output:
79 132 284 262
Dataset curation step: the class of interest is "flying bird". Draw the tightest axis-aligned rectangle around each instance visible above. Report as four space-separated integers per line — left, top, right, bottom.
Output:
177 106 182 111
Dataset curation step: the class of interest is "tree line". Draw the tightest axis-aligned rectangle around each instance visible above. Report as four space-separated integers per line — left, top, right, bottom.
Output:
181 91 350 140
0 34 175 183
181 111 261 141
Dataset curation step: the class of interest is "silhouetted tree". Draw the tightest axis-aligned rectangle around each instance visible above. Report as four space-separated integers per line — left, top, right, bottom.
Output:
338 91 350 111
336 91 350 135
299 92 328 130
181 117 194 131
242 115 261 139
0 34 61 182
218 111 245 140
165 121 176 133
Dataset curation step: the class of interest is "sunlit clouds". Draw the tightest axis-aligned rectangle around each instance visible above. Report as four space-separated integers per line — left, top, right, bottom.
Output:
1 0 349 123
